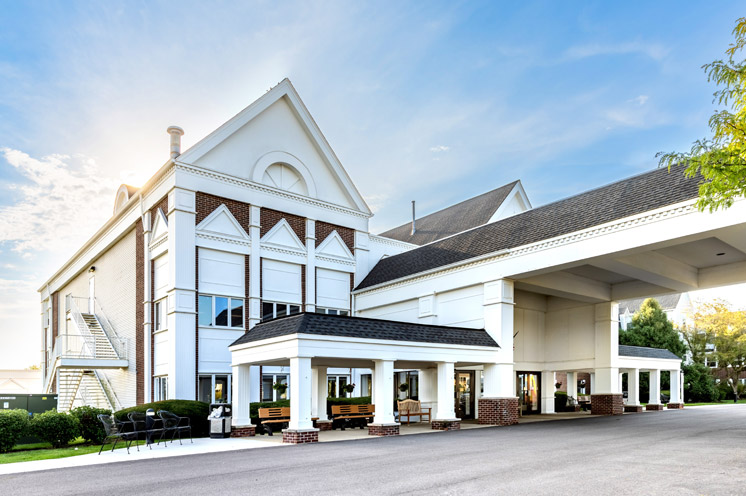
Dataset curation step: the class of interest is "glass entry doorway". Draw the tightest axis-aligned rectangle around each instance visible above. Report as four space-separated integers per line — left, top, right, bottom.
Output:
455 370 475 419
516 371 541 415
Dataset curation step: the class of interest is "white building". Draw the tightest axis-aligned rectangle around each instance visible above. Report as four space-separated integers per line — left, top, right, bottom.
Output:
39 79 746 442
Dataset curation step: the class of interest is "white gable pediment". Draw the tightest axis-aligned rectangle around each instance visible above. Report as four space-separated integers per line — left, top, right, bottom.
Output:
316 230 355 271
150 209 169 248
195 204 251 254
260 218 306 263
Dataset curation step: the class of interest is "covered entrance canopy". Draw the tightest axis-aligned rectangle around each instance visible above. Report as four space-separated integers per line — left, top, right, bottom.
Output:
229 313 501 442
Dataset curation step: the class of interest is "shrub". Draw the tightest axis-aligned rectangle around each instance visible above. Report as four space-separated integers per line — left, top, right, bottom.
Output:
115 400 210 437
0 409 30 453
682 363 718 403
70 406 111 444
554 391 568 412
30 410 80 448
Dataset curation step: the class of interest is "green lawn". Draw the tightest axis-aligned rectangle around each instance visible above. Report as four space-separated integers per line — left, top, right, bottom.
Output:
1 437 146 464
685 399 746 406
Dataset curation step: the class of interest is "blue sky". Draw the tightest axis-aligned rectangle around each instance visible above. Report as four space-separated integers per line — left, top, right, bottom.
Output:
0 1 744 368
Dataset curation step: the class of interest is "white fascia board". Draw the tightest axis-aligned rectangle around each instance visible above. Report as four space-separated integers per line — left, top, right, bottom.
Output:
618 356 681 371
175 163 370 231
368 234 418 251
488 181 532 222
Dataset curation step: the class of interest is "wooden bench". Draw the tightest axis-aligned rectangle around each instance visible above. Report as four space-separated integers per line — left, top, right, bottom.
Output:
578 395 591 412
397 399 431 424
330 404 375 430
257 407 290 436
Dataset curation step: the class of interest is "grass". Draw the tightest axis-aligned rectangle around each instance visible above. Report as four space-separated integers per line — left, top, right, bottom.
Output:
685 399 746 406
1 437 147 464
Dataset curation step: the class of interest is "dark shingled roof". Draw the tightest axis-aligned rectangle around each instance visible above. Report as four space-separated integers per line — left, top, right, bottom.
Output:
619 345 680 360
358 165 700 290
619 294 682 315
379 181 519 246
229 313 500 348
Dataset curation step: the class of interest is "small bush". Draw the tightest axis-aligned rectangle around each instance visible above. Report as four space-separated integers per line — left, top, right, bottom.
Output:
30 410 80 448
682 363 718 403
115 400 210 437
70 406 111 444
0 409 30 453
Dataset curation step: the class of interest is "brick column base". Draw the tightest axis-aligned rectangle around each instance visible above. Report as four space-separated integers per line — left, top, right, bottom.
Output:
624 405 643 413
646 404 664 411
431 420 461 431
282 429 319 444
315 420 333 431
666 403 684 409
590 394 623 415
478 397 519 425
368 423 399 436
231 425 256 437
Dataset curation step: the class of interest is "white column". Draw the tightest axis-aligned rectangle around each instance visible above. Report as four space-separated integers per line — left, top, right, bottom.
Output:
566 371 577 399
166 188 196 400
649 369 661 405
669 369 681 403
142 210 152 402
354 231 370 287
248 205 261 329
232 364 252 426
593 301 620 396
373 360 396 424
590 372 596 394
289 357 314 430
305 219 316 313
483 363 515 398
628 368 640 405
435 361 457 420
483 280 515 365
541 371 555 414
594 367 620 394
314 366 328 420
418 368 437 410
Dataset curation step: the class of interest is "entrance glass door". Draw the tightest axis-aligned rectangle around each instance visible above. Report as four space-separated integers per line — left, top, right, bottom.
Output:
516 372 541 415
455 371 475 419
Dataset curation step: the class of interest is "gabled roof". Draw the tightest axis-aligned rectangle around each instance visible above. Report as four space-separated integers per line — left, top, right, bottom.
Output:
379 181 520 246
229 313 500 348
619 345 680 360
619 294 683 315
357 164 700 290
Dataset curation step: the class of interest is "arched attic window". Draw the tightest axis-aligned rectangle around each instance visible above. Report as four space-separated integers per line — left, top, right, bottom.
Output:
262 163 308 196
113 184 138 215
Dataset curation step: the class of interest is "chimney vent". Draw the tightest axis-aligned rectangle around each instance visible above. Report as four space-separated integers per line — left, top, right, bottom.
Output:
167 126 184 160
411 200 416 235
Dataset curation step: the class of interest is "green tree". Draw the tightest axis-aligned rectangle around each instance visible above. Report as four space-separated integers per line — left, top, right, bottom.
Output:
620 298 687 358
658 17 746 212
700 300 746 401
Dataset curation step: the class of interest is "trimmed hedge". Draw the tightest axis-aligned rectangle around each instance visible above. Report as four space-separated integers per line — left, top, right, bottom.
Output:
30 410 80 448
0 409 29 453
70 406 111 444
115 400 210 437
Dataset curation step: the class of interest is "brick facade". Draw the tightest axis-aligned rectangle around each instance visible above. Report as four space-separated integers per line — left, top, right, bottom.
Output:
431 420 461 431
624 404 643 413
230 425 256 437
666 402 684 409
135 219 144 405
315 420 333 431
315 221 354 252
478 397 519 426
282 429 319 444
590 394 623 415
646 403 665 411
195 192 251 228
555 371 592 396
368 424 400 436
261 208 305 240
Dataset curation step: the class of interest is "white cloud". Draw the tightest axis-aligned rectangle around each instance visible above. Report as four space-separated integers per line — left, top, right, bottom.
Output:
563 41 670 61
429 145 450 153
628 95 649 106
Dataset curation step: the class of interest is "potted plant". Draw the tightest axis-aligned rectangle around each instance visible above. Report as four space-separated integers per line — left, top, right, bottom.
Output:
342 383 355 395
272 381 288 396
398 382 409 399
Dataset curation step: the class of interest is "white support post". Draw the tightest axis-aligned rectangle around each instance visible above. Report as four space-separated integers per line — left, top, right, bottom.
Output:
541 371 555 414
313 366 328 421
418 368 437 410
649 369 661 405
483 279 515 366
435 362 457 420
372 360 396 424
628 368 640 406
590 372 596 394
669 369 681 403
232 364 252 426
305 219 316 313
566 371 577 399
289 357 313 430
248 205 261 329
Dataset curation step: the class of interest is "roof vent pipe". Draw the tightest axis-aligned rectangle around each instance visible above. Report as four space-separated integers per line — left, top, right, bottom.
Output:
167 126 184 160
411 200 416 235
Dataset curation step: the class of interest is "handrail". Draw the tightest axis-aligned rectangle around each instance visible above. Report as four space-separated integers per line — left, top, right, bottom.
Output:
95 370 122 411
69 297 127 360
43 342 60 393
53 334 127 360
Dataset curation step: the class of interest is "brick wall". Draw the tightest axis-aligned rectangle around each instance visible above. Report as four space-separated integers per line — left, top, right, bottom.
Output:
315 221 354 252
478 397 519 426
195 192 251 230
135 219 144 405
231 425 256 437
368 424 399 436
261 208 305 240
432 420 461 431
282 429 319 444
591 394 623 415
646 403 664 411
555 372 592 395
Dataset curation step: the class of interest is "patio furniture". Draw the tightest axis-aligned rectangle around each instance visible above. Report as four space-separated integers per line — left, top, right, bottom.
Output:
257 407 290 436
578 396 592 412
97 414 140 455
157 410 193 445
397 399 431 424
128 411 163 447
330 404 375 430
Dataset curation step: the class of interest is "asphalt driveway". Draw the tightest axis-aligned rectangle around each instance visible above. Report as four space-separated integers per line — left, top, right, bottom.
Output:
2 405 744 496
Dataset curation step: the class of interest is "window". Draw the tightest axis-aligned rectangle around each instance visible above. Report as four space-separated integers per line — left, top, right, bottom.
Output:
360 374 372 397
395 371 419 399
327 375 351 398
262 374 288 401
199 295 244 328
154 376 168 401
262 301 301 322
316 307 349 316
198 374 231 404
154 299 165 331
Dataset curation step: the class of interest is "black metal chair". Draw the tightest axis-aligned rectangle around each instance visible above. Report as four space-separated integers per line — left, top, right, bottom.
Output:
97 414 139 455
157 410 193 445
128 411 161 449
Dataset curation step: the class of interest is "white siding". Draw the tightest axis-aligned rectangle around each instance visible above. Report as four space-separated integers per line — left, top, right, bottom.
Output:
316 268 350 310
154 330 169 377
262 259 301 304
198 328 243 374
436 285 484 328
153 254 169 301
199 249 244 297
357 299 419 323
545 303 595 363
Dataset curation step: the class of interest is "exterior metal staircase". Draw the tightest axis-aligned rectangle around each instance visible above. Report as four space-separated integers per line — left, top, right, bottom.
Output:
80 313 118 359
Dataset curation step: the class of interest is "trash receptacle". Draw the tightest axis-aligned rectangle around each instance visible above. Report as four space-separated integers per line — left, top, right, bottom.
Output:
145 408 159 444
208 403 232 439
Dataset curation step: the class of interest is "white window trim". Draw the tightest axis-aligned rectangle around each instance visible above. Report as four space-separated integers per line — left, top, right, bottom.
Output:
316 307 349 316
262 373 290 401
199 294 245 329
261 301 302 321
199 374 232 404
